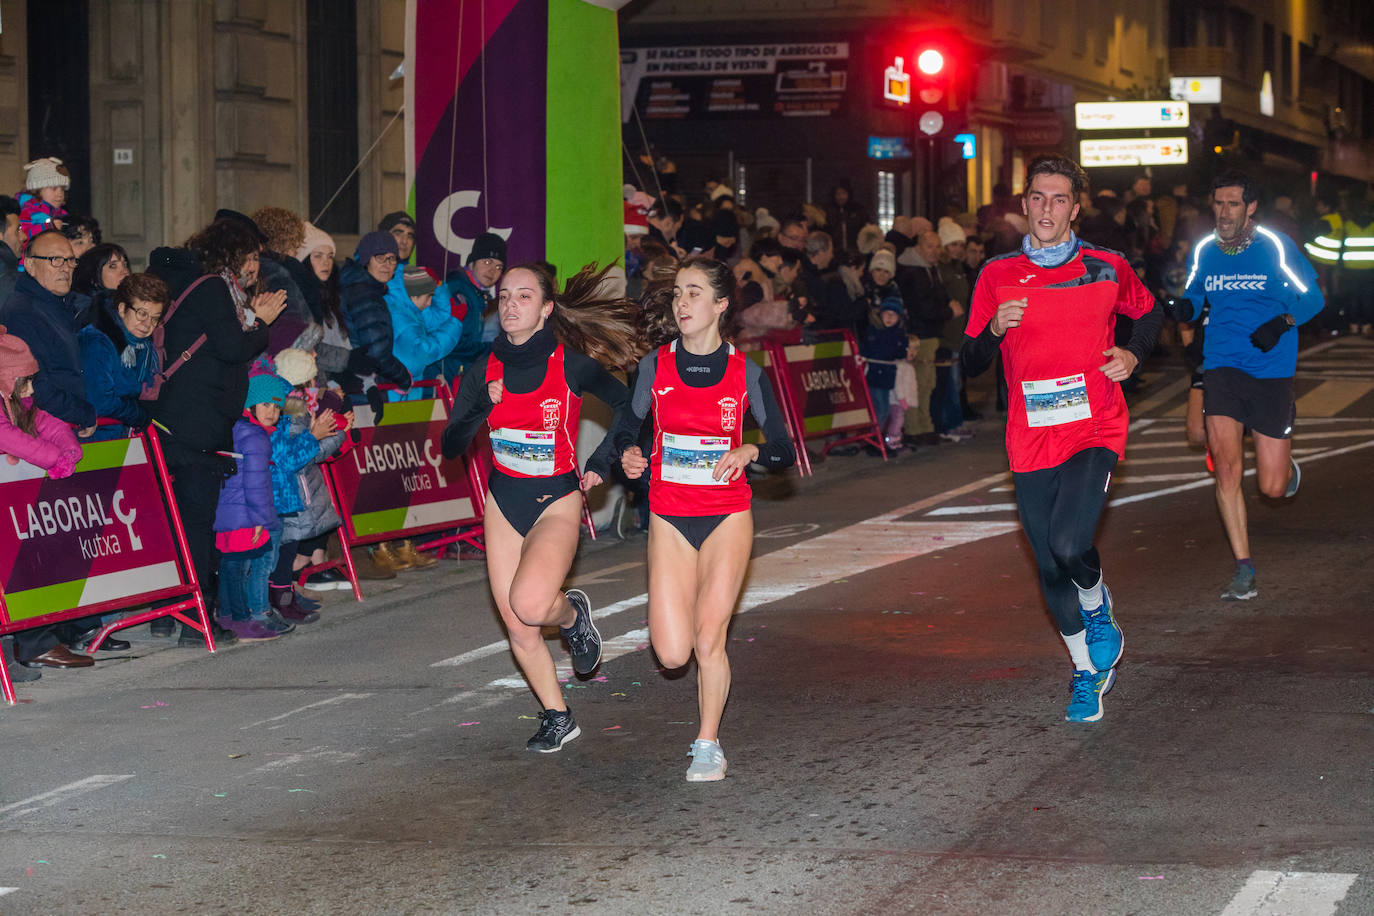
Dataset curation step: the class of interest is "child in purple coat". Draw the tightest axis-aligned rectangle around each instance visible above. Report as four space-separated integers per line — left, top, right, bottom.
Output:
214 374 298 640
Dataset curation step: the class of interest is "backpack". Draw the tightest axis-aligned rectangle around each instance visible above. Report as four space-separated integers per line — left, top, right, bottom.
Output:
140 274 216 401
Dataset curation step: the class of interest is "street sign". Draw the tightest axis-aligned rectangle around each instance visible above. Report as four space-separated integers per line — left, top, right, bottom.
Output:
1075 100 1189 130
953 132 976 159
1080 137 1189 167
1169 76 1221 104
867 136 912 159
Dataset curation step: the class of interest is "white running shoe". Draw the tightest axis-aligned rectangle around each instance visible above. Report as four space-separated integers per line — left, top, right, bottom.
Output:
685 739 727 782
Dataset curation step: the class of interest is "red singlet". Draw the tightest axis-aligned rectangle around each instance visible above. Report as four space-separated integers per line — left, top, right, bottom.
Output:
484 344 580 478
649 340 751 517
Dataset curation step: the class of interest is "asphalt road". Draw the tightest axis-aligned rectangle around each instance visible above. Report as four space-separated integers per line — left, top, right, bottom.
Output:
1 339 1371 915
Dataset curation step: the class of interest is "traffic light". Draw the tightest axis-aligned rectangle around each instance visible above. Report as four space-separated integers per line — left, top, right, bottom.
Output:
910 36 965 139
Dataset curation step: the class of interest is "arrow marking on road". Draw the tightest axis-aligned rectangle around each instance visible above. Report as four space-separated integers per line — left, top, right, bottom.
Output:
0 775 134 819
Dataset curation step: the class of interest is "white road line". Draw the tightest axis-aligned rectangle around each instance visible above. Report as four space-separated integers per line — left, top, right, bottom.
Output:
928 503 1018 516
0 774 134 818
240 693 375 730
1218 870 1357 916
0 888 17 897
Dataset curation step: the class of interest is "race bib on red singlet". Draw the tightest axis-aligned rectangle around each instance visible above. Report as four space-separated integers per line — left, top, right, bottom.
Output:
490 428 556 476
1021 373 1092 428
659 433 731 486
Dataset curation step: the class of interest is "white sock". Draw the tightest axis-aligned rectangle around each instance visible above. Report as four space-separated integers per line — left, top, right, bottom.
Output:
1077 574 1104 610
1063 631 1096 673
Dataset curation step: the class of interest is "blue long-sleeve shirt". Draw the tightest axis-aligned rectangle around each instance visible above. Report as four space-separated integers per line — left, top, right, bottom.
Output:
1184 225 1323 378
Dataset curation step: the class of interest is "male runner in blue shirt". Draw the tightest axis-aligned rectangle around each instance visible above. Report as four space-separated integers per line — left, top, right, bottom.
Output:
1174 171 1324 600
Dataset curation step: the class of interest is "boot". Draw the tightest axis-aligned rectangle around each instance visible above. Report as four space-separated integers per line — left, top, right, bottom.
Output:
351 545 398 579
394 539 438 569
2 635 42 683
372 541 412 572
273 587 321 623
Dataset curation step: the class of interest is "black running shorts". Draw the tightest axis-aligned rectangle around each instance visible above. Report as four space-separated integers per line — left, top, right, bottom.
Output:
1202 367 1296 439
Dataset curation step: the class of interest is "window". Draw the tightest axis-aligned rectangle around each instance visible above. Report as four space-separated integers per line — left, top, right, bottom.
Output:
876 171 896 233
306 0 360 234
1281 32 1293 99
1262 23 1276 79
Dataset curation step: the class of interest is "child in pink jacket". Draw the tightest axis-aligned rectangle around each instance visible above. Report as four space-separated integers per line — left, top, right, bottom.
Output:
0 323 81 476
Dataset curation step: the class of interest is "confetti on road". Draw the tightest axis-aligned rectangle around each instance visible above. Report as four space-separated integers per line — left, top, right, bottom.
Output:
140 701 169 709
518 715 537 720
456 721 480 727
213 793 227 797
611 692 627 697
1138 876 1164 880
601 725 622 731
228 754 245 759
287 789 314 793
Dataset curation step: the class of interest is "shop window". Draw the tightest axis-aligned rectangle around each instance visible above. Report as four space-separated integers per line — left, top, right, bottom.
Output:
306 0 360 234
876 171 896 233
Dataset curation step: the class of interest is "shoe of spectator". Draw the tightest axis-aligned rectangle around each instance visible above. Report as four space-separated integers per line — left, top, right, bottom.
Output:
2 635 41 682
18 644 94 669
395 539 438 569
255 610 296 634
350 546 398 580
222 618 280 641
373 541 412 572
292 590 323 612
179 619 236 648
74 627 131 652
884 437 904 452
276 595 321 623
303 569 348 591
828 444 861 457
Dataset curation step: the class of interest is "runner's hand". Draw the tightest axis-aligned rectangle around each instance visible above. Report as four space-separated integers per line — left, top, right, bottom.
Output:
621 445 648 479
487 379 504 404
990 297 1028 335
251 289 288 325
1249 315 1291 353
1098 347 1138 381
713 444 760 483
580 471 603 491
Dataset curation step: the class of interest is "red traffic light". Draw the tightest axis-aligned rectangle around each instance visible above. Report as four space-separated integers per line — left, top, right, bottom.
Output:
916 48 945 76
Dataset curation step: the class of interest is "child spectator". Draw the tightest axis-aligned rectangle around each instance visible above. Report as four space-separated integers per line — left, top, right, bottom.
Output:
0 324 82 476
268 348 356 616
214 373 306 640
861 297 909 451
78 272 164 440
389 265 461 401
19 158 70 241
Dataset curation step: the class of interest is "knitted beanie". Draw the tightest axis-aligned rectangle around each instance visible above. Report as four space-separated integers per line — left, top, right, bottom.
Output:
378 211 415 232
244 373 292 409
467 232 507 265
294 221 336 262
24 157 71 191
869 249 897 275
938 218 967 247
355 230 398 264
0 324 40 398
403 266 438 298
272 348 318 387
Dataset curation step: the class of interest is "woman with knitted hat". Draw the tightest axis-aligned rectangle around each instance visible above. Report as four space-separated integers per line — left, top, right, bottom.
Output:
440 262 642 753
19 157 70 241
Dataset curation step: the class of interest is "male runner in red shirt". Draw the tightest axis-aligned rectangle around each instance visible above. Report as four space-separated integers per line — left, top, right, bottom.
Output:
962 156 1161 722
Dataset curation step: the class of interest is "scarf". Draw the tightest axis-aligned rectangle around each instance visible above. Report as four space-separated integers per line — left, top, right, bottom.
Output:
219 269 252 329
116 312 160 374
1022 231 1080 268
1216 221 1256 256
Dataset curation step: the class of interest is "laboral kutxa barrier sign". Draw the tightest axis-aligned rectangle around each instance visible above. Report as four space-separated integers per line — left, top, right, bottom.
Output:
776 332 880 437
327 396 478 543
0 436 182 625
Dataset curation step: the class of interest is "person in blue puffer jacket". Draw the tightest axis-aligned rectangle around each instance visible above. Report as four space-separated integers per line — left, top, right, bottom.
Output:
388 266 462 401
78 272 163 439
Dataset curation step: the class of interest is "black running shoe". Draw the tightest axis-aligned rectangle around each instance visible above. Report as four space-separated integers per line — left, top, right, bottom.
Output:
560 588 602 675
526 707 581 753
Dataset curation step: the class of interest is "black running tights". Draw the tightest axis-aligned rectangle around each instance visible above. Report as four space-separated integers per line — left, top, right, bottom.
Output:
1012 447 1118 636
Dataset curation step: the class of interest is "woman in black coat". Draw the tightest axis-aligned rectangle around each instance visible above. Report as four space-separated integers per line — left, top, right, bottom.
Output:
147 218 287 644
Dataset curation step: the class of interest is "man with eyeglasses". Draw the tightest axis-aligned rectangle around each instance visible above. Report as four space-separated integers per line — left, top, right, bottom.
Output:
778 217 809 252
0 229 97 434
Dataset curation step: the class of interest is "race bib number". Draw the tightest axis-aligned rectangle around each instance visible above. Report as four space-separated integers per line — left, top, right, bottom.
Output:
491 428 556 476
1021 373 1092 428
660 433 731 486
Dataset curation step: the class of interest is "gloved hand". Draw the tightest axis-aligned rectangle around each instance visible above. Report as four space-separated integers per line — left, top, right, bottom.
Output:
1249 315 1291 353
1165 297 1196 322
346 348 379 375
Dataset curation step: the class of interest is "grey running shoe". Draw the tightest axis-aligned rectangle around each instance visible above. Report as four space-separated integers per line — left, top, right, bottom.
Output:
685 739 727 782
1221 566 1258 601
1284 456 1301 498
560 589 602 675
526 707 580 753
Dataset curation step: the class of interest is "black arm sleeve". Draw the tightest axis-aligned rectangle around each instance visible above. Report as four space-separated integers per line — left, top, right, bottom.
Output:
960 323 1002 378
1124 299 1163 366
746 361 796 470
565 349 630 480
440 354 493 459
610 351 657 454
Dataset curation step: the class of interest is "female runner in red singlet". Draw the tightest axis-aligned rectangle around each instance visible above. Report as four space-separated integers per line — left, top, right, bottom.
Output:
615 257 796 781
442 263 642 753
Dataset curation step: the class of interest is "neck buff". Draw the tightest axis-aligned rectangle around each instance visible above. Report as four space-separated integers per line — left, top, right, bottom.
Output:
1022 231 1080 268
1216 220 1256 255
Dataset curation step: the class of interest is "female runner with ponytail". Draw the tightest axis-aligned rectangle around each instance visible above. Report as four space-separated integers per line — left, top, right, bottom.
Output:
615 256 796 781
442 262 642 753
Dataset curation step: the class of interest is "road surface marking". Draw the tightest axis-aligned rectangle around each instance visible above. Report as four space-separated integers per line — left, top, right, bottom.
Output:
0 774 134 818
566 561 644 588
0 888 16 897
240 693 375 730
245 746 363 776
1218 870 1357 916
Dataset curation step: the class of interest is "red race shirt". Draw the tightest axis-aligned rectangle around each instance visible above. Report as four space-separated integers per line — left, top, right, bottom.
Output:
649 341 752 517
484 344 580 478
967 245 1155 473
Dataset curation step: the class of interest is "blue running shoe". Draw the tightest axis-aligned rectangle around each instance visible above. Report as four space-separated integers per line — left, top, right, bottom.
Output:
1080 585 1123 672
1065 668 1116 723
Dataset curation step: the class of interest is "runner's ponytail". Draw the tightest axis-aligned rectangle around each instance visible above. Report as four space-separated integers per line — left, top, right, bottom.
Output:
535 262 649 371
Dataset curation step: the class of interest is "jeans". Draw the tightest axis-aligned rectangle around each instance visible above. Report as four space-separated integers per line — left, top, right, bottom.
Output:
868 385 892 427
218 529 281 621
932 357 964 433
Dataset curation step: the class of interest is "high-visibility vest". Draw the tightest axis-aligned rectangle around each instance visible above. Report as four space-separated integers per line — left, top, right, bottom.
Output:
1305 212 1343 266
1342 218 1374 271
